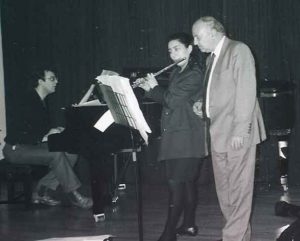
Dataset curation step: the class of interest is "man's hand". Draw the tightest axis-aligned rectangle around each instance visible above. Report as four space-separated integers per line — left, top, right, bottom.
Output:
56 126 65 132
42 127 65 142
193 101 203 118
230 136 244 150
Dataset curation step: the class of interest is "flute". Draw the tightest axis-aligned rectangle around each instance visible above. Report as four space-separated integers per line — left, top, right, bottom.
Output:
132 57 186 88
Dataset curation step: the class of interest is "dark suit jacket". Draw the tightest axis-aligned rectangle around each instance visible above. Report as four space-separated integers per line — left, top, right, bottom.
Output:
147 62 206 161
208 37 266 152
5 90 50 145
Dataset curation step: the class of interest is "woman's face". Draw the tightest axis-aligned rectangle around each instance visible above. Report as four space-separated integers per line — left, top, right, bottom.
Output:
168 39 192 67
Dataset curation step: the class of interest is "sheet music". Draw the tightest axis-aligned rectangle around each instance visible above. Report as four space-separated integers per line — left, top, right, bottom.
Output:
94 110 114 132
94 75 151 144
77 70 119 106
74 99 103 107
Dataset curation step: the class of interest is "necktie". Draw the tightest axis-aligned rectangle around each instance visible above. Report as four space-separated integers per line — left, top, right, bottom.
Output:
202 53 215 119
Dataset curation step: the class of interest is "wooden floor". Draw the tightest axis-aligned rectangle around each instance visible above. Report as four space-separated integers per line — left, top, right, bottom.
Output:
0 181 300 241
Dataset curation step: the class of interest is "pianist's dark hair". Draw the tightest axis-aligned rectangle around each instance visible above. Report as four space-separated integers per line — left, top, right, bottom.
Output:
27 65 57 89
167 32 204 71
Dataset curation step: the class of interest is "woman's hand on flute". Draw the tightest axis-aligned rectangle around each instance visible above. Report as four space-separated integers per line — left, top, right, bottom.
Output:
145 73 158 89
135 77 150 91
135 74 158 91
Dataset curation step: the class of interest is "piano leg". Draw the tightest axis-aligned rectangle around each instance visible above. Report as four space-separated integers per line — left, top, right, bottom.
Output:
111 152 132 204
88 154 112 221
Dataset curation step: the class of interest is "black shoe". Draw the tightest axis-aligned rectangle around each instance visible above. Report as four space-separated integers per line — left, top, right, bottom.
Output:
176 225 198 236
70 190 93 209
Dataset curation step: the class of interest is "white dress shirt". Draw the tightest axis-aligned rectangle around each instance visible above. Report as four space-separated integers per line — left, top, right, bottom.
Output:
206 36 226 118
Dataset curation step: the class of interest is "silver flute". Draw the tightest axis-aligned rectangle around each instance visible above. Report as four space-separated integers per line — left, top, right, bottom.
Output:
132 57 186 88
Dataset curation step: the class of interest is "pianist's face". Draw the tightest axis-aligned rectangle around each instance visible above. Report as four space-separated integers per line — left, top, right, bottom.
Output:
168 39 191 68
40 70 58 95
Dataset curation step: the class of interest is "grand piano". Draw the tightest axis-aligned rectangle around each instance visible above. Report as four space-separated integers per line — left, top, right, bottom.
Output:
48 68 168 219
48 100 161 217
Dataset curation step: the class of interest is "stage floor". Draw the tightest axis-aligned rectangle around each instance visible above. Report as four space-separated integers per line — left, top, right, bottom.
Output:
0 183 299 241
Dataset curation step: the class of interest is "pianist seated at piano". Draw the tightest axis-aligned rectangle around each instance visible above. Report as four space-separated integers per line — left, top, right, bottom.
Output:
3 66 93 209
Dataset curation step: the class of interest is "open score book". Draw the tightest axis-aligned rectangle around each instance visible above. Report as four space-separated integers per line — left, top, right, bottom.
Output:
93 75 151 144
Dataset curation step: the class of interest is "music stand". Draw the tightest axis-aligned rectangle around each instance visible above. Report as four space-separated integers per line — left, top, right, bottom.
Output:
96 83 145 241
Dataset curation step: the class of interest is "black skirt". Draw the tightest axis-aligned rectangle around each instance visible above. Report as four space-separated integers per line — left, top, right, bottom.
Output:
165 157 202 182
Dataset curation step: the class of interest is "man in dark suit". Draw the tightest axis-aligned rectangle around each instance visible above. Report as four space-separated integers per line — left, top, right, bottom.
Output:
192 16 266 241
3 67 92 209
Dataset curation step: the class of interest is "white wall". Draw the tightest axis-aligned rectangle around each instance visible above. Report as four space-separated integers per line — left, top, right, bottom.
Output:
0 18 6 159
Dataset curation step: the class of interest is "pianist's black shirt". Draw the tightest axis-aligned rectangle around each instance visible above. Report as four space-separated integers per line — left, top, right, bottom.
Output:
5 90 50 145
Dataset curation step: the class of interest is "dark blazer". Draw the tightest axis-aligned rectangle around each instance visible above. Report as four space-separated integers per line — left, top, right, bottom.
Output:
147 62 206 161
208 37 266 152
5 90 50 145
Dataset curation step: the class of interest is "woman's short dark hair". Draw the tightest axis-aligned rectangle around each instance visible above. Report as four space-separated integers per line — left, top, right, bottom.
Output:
167 32 204 70
167 32 193 48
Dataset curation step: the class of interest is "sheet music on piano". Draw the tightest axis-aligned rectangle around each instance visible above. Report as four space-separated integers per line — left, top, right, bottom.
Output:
75 69 119 107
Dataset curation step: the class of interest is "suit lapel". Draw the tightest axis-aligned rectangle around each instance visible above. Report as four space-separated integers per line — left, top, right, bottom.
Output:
212 37 231 75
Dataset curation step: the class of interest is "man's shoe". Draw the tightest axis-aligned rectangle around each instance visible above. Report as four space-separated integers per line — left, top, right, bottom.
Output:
70 190 93 209
176 225 198 236
32 192 61 206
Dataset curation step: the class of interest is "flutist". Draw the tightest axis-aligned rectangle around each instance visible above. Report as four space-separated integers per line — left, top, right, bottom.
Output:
136 32 207 241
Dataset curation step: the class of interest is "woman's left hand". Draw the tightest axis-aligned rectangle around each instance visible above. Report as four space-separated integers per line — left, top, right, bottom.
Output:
139 79 152 91
145 73 158 89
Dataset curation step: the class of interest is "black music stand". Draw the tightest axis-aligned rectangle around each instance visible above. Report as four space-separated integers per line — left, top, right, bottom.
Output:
96 83 145 241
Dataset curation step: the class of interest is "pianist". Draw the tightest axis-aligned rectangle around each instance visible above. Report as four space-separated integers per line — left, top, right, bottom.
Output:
3 66 92 209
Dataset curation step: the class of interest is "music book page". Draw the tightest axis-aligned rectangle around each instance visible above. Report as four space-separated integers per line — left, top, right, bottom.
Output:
94 75 151 144
74 99 103 107
94 110 114 132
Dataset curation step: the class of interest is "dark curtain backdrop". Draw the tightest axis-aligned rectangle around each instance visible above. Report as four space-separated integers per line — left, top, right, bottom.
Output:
1 0 300 184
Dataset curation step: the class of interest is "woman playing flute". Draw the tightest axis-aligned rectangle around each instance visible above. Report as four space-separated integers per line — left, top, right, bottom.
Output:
137 32 207 241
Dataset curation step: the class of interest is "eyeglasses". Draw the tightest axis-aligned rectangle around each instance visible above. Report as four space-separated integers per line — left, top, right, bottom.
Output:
45 76 58 82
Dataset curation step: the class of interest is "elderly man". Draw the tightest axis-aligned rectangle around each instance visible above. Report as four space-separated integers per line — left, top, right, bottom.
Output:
192 16 266 241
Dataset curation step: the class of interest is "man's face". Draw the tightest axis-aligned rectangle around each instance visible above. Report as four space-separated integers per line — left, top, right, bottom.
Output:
40 70 58 94
192 22 214 53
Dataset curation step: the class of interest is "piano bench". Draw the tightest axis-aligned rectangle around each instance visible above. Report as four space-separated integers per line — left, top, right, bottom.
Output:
0 159 47 206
